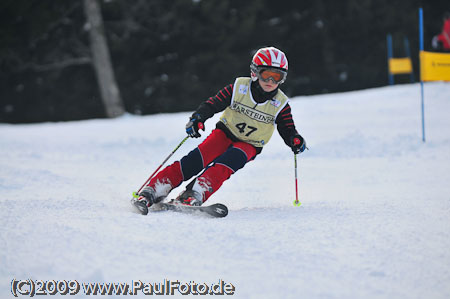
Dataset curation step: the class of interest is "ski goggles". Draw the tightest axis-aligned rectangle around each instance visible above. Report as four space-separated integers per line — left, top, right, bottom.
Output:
257 67 287 84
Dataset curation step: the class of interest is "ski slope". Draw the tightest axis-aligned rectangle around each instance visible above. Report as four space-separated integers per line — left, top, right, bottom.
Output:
1 82 450 298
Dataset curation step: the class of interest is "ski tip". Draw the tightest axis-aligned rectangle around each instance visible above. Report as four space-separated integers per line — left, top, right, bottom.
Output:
210 203 228 218
132 200 149 215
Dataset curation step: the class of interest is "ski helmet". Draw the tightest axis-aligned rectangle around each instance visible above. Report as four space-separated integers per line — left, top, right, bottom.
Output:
250 47 288 84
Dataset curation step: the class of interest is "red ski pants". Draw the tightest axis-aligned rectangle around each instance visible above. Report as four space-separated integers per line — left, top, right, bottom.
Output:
148 129 257 202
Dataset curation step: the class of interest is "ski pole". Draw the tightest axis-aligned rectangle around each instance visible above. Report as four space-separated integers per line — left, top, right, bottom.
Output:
292 136 303 206
134 135 189 198
132 122 204 199
293 153 301 206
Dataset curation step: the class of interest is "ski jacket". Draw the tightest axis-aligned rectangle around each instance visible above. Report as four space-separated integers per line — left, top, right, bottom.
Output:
194 78 299 151
219 77 289 147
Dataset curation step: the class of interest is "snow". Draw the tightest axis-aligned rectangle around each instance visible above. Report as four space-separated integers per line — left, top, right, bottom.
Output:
1 82 450 298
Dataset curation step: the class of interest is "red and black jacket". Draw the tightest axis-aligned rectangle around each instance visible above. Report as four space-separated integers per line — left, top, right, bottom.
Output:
193 80 300 152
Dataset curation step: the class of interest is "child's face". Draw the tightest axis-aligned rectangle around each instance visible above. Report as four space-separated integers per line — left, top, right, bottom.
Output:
258 79 279 92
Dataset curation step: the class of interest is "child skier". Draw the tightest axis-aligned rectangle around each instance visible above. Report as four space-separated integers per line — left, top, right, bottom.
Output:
136 46 306 210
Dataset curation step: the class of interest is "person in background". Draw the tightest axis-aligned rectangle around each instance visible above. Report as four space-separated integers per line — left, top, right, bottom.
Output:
432 12 450 51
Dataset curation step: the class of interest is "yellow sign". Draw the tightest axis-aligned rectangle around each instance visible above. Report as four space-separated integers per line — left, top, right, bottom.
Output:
389 57 413 74
420 51 450 81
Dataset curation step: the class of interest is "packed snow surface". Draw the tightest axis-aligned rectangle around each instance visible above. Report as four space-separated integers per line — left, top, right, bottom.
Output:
1 82 450 298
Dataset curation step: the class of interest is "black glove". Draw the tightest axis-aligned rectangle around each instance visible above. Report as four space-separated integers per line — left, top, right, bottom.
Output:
290 134 306 154
186 113 205 138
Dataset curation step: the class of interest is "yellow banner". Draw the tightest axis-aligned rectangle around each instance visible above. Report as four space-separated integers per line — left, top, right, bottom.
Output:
420 51 450 82
389 57 413 74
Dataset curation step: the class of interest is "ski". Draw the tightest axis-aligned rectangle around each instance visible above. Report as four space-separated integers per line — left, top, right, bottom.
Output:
157 202 228 218
132 200 149 215
131 194 167 216
132 199 228 218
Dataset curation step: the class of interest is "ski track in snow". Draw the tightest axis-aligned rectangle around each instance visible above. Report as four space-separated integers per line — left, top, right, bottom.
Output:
1 82 450 298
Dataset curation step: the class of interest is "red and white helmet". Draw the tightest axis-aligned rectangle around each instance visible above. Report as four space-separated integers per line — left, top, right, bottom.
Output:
250 46 288 83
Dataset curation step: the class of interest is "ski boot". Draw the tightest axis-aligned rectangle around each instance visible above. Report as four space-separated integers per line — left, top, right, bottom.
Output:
133 186 157 215
175 190 203 206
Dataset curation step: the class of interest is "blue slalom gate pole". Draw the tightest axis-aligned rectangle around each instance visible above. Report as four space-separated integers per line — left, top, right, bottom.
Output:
403 37 415 83
386 34 394 85
419 8 426 142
